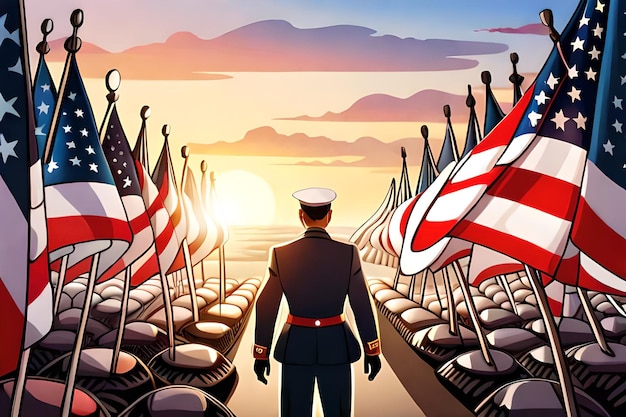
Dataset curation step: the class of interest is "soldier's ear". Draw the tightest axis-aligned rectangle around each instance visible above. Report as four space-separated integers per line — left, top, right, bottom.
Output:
327 210 332 224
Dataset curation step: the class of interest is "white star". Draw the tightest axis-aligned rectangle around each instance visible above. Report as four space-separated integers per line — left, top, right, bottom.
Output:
66 141 76 149
614 96 623 109
89 163 98 173
47 159 59 173
613 120 623 133
85 146 95 155
551 109 569 131
8 58 22 75
34 125 45 136
568 87 581 102
0 92 20 122
571 36 585 52
546 73 559 90
573 112 587 130
592 23 604 38
80 128 89 137
623 53 626 59
0 14 20 46
596 0 605 13
568 65 579 79
585 67 597 81
621 75 626 85
579 16 590 28
62 125 72 133
40 83 50 92
122 176 132 188
0 133 18 163
535 90 550 105
69 156 81 166
74 109 84 118
603 139 614 155
588 46 602 60
37 101 49 115
67 92 77 101
528 111 542 127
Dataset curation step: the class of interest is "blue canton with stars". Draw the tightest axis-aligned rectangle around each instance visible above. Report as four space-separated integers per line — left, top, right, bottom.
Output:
588 0 626 189
512 0 609 151
43 55 114 186
33 52 57 159
102 105 143 198
0 3 34 218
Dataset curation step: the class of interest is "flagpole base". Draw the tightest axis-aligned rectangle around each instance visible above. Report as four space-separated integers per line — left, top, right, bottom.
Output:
410 323 479 366
474 378 610 417
566 342 626 416
36 348 154 415
436 349 531 410
147 343 237 404
0 376 110 417
118 385 235 417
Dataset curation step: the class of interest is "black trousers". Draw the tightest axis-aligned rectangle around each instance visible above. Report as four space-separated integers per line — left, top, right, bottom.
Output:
280 363 352 417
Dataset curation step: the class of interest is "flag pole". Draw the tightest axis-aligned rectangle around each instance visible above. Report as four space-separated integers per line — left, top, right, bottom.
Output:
52 254 69 316
419 269 429 306
441 266 459 336
135 107 176 360
576 288 614 356
497 275 519 316
509 52 525 106
200 162 208 284
180 145 199 322
98 71 130 374
60 253 101 417
606 295 626 317
452 260 494 366
42 10 82 165
524 264 579 417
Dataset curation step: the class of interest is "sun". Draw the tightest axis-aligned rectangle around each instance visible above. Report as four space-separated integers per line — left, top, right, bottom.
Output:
213 170 276 226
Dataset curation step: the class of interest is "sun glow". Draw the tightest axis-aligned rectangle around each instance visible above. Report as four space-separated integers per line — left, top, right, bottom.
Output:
214 170 276 226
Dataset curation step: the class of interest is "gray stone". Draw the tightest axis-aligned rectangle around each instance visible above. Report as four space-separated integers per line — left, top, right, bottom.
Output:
172 296 208 310
400 307 444 331
37 330 77 351
479 308 522 329
383 297 419 315
374 288 403 304
99 285 124 300
412 323 478 348
194 287 218 304
491 291 509 306
62 281 86 299
131 288 158 305
487 328 545 352
515 303 540 320
54 308 111 338
601 316 626 338
223 294 250 311
98 321 162 346
147 386 208 417
71 291 103 309
148 306 194 331
92 298 142 316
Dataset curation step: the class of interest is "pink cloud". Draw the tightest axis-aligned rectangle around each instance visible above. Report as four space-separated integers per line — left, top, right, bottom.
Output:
475 23 549 36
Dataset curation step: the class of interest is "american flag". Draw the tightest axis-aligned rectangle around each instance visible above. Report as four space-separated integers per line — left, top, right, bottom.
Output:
132 117 179 275
151 135 186 274
568 0 626 294
202 168 229 252
435 107 459 173
0 0 53 377
32 48 57 158
43 54 131 278
98 106 158 285
183 165 218 266
409 0 607 277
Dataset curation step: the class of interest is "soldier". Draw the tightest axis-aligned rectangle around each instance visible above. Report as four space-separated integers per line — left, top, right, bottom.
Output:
253 187 381 417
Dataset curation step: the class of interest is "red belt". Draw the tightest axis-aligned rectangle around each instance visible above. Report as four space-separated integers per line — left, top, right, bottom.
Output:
287 313 345 327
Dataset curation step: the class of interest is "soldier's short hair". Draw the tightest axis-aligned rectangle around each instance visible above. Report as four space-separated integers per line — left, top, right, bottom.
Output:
301 203 331 220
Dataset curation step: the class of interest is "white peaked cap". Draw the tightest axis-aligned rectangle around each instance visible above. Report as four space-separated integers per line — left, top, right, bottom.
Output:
292 187 337 207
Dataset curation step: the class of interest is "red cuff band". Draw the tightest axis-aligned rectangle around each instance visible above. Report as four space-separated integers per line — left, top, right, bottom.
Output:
365 339 381 356
253 344 269 359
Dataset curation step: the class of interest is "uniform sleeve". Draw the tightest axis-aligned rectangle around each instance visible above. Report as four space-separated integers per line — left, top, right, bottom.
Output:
347 245 381 356
253 247 283 359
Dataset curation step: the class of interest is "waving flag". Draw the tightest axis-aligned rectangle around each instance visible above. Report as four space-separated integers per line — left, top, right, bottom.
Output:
43 54 131 277
202 168 229 252
435 105 460 173
481 70 505 135
571 0 626 282
32 44 57 158
0 0 53 377
152 136 186 273
183 165 218 265
416 136 436 195
409 0 606 277
98 106 158 285
462 85 482 157
132 115 179 275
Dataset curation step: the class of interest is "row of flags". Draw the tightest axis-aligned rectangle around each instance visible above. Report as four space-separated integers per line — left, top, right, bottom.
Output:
354 0 626 323
0 1 228 381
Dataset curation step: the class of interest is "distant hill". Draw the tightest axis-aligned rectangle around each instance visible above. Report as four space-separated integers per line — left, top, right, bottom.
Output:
46 19 508 79
188 126 428 167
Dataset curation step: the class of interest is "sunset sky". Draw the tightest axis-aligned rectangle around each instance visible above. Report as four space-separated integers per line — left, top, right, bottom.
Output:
24 0 581 227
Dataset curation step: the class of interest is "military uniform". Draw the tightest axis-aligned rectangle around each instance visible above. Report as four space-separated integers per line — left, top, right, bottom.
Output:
253 224 380 417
